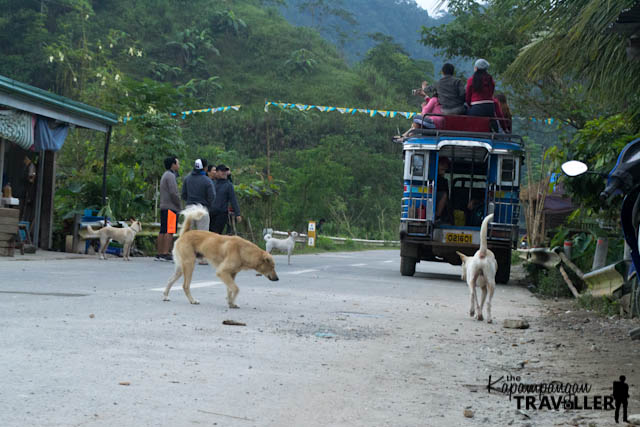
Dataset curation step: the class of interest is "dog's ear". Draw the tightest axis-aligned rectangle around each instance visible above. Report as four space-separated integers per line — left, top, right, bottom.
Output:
456 251 467 262
129 217 136 222
287 231 291 236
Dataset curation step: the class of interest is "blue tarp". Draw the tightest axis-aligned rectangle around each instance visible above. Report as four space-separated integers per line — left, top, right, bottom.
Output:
34 116 69 151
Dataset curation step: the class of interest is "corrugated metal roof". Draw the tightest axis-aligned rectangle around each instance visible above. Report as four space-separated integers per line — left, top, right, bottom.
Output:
0 74 118 126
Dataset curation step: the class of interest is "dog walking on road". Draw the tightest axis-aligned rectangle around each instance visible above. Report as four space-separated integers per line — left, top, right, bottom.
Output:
456 214 497 323
86 219 142 261
163 205 279 308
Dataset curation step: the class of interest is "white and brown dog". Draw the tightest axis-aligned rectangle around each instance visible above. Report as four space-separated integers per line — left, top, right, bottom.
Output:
86 219 142 261
456 214 497 323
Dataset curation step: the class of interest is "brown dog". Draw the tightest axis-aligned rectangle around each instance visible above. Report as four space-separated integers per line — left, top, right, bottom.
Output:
163 205 279 308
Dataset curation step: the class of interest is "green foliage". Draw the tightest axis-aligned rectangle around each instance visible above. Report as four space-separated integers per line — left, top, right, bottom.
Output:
1 0 433 246
561 114 640 218
576 294 620 317
284 48 319 74
527 265 574 298
420 0 529 76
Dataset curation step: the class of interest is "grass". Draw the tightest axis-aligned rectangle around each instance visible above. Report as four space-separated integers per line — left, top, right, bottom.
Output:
525 263 575 298
576 294 621 317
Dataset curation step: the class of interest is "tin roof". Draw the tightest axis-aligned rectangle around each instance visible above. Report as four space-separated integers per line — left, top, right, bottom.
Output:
0 74 118 132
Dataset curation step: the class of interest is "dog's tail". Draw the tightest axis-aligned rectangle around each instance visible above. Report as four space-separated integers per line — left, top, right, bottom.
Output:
479 214 494 257
264 234 272 241
85 225 100 237
179 204 208 236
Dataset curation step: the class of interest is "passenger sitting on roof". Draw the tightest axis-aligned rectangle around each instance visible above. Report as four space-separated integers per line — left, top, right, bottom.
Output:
436 156 451 223
465 59 496 118
398 86 441 138
436 63 466 115
494 93 512 133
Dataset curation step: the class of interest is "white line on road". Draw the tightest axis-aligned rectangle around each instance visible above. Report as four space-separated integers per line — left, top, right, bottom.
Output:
285 269 319 275
350 263 367 267
149 281 221 291
383 260 394 263
317 254 357 258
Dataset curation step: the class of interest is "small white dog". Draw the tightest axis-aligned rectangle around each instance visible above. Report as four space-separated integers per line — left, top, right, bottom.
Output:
264 231 298 265
456 214 497 323
86 219 142 261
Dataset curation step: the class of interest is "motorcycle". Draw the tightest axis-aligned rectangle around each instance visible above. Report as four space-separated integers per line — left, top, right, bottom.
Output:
562 137 640 313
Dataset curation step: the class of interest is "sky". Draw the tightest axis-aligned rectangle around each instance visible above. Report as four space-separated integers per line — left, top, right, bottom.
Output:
414 0 447 16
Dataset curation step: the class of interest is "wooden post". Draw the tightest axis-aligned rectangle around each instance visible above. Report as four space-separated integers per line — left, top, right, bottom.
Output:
102 126 112 206
0 140 5 191
558 265 580 298
39 150 56 249
71 213 81 254
32 150 45 248
266 114 272 228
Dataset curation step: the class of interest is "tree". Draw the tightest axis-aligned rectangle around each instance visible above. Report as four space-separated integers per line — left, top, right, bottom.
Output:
504 0 640 114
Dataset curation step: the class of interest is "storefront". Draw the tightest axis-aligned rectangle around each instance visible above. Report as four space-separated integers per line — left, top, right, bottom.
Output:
0 74 118 252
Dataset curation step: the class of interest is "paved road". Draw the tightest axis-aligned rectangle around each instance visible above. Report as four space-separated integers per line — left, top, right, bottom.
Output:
0 250 558 426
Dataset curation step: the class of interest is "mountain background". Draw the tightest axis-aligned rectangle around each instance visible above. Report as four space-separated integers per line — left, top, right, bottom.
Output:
279 0 451 70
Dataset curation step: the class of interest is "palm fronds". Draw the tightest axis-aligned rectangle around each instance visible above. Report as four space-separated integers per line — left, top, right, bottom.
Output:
504 0 640 110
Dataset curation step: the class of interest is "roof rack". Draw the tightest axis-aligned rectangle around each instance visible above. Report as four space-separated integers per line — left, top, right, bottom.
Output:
406 128 524 145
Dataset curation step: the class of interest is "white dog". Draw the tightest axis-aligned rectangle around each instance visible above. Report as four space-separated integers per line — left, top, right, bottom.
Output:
86 219 142 261
264 231 298 265
456 214 497 323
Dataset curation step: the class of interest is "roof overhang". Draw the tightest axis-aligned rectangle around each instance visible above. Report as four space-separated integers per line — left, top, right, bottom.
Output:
0 75 118 133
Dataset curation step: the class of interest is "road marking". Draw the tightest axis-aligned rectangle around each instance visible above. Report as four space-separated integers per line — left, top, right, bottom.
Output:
383 260 394 263
286 269 319 275
149 281 221 291
350 263 367 267
317 254 357 258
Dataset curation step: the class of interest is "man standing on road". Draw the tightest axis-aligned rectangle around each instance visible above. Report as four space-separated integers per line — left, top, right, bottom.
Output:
156 156 181 261
182 159 216 231
210 164 241 234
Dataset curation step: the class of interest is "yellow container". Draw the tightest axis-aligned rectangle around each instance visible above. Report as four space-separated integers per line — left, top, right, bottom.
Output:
454 210 465 226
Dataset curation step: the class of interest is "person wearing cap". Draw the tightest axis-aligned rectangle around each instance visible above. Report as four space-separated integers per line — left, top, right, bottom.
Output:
210 164 242 234
436 63 466 115
181 158 216 231
465 59 496 118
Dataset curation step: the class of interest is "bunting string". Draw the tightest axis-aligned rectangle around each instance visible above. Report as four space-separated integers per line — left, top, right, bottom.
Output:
264 101 418 120
120 104 242 123
117 101 559 125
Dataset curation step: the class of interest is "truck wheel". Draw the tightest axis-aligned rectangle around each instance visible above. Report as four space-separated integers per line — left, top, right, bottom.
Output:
495 249 512 284
400 256 417 276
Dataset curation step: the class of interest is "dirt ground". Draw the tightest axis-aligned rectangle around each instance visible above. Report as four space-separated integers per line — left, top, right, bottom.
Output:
534 299 640 425
489 266 640 426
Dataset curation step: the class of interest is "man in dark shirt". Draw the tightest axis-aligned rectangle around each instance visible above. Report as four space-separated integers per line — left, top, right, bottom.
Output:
210 164 242 234
435 63 466 115
613 375 629 423
181 159 216 231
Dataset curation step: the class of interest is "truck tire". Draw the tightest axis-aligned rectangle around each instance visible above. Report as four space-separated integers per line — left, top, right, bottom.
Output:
400 256 417 276
495 249 512 284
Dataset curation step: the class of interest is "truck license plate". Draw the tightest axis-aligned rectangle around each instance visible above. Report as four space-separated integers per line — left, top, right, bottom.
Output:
445 233 472 244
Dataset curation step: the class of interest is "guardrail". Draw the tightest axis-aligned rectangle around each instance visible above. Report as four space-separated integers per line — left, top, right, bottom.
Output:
268 230 399 246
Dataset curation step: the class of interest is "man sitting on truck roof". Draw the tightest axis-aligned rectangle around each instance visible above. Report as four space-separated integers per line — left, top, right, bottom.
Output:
436 63 466 115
